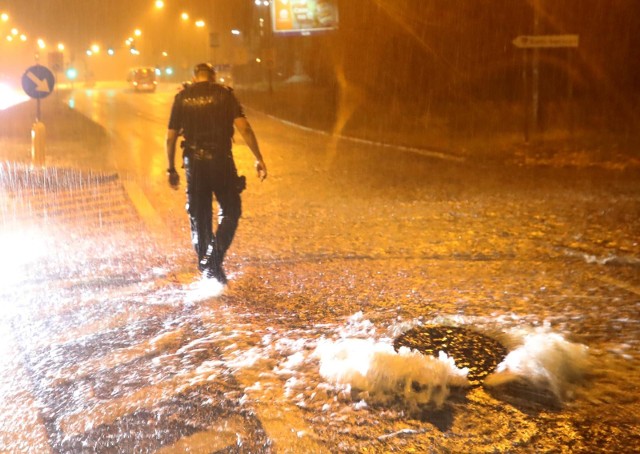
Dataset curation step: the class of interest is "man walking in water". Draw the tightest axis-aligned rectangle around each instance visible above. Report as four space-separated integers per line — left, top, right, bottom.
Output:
166 63 267 284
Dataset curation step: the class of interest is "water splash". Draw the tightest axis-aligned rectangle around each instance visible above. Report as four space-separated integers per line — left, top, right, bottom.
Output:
184 277 226 303
484 329 591 402
315 338 469 410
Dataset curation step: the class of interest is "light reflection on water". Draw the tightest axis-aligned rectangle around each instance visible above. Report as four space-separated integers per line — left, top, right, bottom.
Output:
1 162 637 451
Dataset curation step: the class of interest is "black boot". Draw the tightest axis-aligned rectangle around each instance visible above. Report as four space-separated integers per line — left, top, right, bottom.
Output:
202 242 227 285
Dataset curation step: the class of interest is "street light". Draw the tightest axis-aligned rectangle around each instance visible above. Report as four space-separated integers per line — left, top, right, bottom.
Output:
254 0 274 93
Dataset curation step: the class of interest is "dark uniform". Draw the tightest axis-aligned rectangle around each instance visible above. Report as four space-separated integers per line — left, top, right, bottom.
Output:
168 80 246 281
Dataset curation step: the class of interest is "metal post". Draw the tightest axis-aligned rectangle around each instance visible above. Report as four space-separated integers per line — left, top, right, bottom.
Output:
522 49 530 143
567 49 574 136
32 99 46 166
531 0 541 136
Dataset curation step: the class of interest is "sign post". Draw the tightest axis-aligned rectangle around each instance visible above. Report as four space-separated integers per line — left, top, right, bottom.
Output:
512 34 579 142
21 64 55 166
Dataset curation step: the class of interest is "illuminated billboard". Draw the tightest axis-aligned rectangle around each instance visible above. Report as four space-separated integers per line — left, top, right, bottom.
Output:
271 0 339 35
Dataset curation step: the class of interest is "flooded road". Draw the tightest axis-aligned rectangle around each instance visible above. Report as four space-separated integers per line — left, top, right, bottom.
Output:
1 84 639 452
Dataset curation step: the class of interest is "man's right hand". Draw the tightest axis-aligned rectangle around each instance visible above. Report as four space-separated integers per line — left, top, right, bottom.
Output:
168 169 180 188
255 160 267 181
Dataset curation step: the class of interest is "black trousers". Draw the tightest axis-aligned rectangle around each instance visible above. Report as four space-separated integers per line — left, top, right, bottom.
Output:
183 149 242 266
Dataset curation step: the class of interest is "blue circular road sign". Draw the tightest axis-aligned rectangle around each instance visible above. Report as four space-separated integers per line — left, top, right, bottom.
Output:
21 65 55 99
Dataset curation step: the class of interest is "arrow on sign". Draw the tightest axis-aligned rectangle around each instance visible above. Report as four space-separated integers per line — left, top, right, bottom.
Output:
512 34 579 49
26 71 51 93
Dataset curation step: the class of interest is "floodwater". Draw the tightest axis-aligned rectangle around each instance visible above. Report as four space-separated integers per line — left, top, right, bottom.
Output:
1 142 639 453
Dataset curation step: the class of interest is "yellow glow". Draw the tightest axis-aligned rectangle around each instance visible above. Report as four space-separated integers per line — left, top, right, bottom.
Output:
6 35 12 42
155 0 164 8
181 12 189 21
162 51 168 57
58 43 65 51
11 28 18 35
195 20 205 28
91 44 100 53
20 34 26 41
0 82 29 110
0 231 47 289
37 38 45 49
1 13 9 22
134 29 142 37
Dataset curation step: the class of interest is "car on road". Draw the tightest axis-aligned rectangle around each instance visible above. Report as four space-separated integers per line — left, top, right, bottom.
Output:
127 67 157 92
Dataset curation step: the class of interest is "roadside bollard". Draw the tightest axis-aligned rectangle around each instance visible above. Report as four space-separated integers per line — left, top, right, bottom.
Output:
31 120 46 166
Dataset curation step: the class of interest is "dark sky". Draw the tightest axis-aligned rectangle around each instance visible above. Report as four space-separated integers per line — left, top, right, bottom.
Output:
1 0 249 54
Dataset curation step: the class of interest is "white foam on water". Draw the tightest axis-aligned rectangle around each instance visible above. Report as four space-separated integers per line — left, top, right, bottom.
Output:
484 328 591 401
184 276 225 302
314 338 469 410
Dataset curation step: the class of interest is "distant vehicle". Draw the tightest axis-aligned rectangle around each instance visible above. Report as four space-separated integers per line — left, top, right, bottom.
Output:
127 67 157 92
214 65 233 88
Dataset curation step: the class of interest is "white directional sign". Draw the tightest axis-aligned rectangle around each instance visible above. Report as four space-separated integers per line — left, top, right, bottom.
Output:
21 65 55 99
512 34 579 49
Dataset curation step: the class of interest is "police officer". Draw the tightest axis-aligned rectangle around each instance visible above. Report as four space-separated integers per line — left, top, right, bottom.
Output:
166 63 267 284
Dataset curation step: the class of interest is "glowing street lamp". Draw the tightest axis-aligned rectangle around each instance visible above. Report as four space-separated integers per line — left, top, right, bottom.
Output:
57 43 65 51
134 29 142 37
1 12 9 22
195 20 205 28
66 67 78 80
37 38 46 49
155 1 164 9
181 12 189 21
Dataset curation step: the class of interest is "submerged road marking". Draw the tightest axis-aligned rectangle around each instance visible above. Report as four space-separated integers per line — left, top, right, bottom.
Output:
122 180 170 240
195 303 330 452
0 321 53 453
252 108 466 163
154 416 249 453
593 274 640 296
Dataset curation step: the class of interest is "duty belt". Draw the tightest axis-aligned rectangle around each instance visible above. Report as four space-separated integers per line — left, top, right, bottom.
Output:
185 144 221 161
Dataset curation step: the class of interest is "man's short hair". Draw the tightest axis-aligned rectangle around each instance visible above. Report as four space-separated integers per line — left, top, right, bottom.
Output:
194 63 216 78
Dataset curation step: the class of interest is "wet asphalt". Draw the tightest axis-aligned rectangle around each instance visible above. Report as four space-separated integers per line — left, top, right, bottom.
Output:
0 84 639 452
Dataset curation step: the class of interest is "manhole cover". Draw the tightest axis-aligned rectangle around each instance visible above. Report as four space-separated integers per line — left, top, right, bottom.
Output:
394 325 507 385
